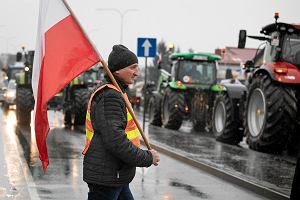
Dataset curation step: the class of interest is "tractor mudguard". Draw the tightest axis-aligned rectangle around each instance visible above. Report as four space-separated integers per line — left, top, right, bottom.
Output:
222 84 247 100
254 68 275 81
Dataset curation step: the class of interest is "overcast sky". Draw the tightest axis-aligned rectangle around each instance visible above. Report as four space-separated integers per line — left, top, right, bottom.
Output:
0 0 299 63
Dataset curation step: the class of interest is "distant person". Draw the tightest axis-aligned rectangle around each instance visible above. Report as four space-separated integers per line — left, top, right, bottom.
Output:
225 68 232 79
220 71 242 85
230 71 242 84
82 44 160 200
187 65 202 82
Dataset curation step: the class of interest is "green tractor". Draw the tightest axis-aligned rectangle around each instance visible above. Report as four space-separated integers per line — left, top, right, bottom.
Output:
148 52 221 131
62 65 101 126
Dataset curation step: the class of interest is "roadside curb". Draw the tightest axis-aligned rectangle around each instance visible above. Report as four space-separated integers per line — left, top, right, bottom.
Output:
14 126 41 200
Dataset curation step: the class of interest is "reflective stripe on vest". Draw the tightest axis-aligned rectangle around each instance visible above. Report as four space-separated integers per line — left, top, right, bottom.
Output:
82 84 140 155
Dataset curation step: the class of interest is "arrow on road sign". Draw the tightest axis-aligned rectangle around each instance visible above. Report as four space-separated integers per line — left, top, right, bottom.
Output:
142 39 152 57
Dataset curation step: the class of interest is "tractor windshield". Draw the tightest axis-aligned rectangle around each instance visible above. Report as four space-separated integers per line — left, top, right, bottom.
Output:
8 68 24 80
282 33 300 67
178 60 216 84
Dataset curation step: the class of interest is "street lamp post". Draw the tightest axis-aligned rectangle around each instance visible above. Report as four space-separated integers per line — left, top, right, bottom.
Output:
96 8 138 44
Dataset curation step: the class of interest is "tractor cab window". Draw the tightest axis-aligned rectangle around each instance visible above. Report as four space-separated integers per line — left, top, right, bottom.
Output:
264 32 280 63
178 60 215 84
282 33 300 67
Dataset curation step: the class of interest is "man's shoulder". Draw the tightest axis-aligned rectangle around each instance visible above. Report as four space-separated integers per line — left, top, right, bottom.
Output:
92 85 122 103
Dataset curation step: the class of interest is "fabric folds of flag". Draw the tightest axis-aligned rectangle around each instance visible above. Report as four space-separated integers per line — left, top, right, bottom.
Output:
32 0 100 172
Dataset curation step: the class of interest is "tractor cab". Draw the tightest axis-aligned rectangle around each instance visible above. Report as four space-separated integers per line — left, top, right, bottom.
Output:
239 13 300 84
170 53 220 88
255 23 300 67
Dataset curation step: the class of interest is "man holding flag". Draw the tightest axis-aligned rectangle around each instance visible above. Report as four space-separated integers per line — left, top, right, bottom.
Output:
82 45 160 199
33 0 159 199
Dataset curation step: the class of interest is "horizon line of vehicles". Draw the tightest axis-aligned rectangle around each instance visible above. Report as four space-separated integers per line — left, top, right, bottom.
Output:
148 13 300 155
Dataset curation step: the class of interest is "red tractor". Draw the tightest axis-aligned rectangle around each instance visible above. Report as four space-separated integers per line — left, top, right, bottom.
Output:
212 13 300 154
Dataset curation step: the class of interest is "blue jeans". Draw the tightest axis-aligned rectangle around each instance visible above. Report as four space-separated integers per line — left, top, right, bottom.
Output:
88 183 134 200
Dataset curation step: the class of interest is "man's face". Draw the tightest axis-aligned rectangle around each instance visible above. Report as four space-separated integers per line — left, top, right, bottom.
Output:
116 63 140 85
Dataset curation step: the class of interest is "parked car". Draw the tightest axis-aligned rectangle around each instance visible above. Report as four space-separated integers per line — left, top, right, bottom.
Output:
0 78 8 103
2 79 17 109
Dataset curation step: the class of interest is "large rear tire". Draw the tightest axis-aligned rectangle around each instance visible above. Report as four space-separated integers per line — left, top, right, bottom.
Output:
162 88 184 130
148 94 162 126
213 92 243 144
16 87 34 126
245 73 298 153
287 90 300 155
73 88 89 126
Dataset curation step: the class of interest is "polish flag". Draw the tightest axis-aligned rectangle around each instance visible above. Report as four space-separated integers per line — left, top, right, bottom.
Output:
32 0 100 171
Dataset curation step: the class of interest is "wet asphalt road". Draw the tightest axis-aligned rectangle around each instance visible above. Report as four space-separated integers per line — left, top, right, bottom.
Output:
0 107 295 199
145 123 296 196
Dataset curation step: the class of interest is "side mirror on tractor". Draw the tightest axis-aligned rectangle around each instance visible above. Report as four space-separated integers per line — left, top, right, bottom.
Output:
238 30 247 49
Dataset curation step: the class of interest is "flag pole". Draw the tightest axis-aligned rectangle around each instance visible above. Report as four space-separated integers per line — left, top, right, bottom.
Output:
62 0 152 150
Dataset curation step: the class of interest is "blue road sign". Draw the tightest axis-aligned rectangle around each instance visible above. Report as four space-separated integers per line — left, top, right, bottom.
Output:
137 38 156 57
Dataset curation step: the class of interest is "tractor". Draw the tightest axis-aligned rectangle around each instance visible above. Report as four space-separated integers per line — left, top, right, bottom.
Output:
148 52 221 131
15 50 35 125
212 13 300 154
62 65 101 126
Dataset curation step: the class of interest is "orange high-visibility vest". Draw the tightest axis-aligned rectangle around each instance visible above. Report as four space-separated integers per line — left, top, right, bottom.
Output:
82 84 140 155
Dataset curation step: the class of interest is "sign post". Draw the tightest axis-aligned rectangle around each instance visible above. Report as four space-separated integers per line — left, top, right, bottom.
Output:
137 38 156 132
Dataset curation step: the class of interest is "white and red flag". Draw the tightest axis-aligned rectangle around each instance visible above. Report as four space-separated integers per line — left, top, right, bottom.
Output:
32 0 100 171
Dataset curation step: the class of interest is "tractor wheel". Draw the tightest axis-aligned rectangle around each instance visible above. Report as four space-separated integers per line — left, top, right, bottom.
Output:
213 92 243 144
287 90 300 155
64 110 72 127
245 73 298 153
162 88 184 130
73 88 89 126
148 94 162 126
16 87 34 126
191 93 208 132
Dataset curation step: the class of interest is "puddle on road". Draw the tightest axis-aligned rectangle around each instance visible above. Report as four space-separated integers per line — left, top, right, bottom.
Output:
169 179 209 199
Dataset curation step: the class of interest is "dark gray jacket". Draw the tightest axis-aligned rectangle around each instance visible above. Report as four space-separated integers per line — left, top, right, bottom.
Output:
83 77 153 187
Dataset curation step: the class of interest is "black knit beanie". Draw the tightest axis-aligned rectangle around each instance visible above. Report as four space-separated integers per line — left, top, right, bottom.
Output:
108 45 138 72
